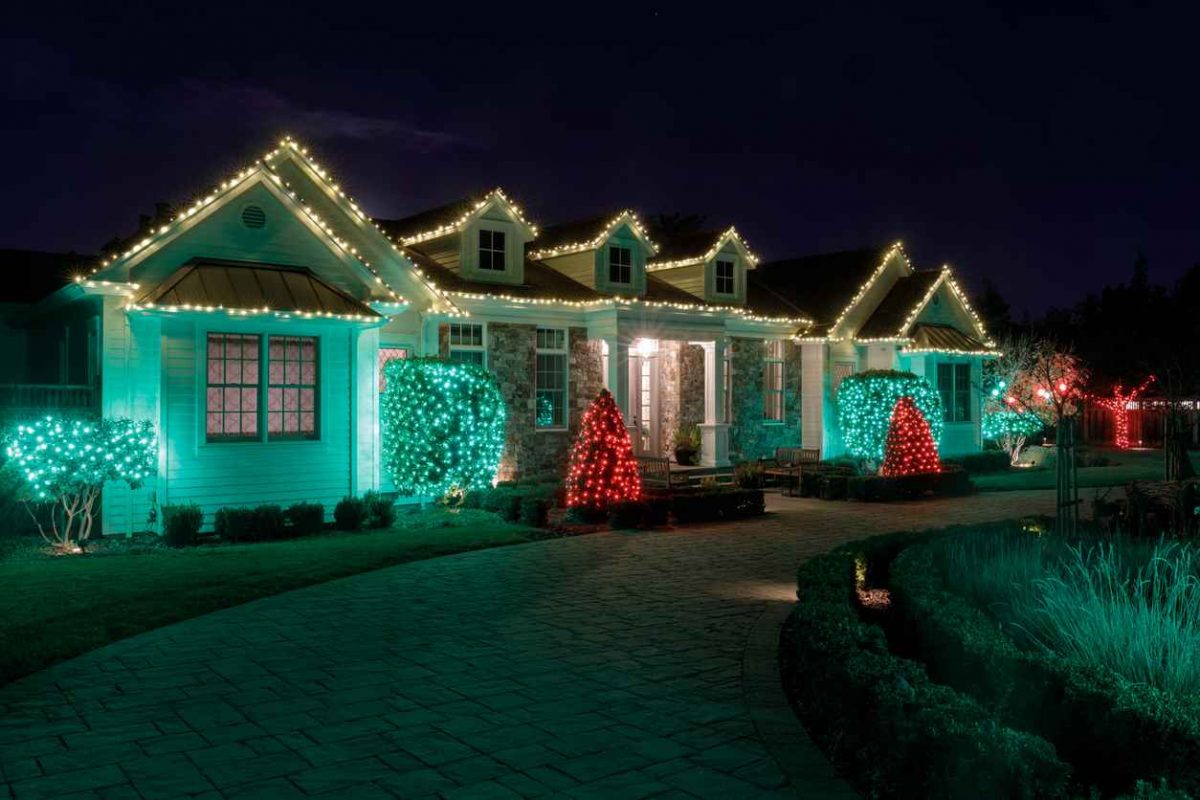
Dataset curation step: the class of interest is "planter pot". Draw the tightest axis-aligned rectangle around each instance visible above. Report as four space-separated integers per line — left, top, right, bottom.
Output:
674 447 698 466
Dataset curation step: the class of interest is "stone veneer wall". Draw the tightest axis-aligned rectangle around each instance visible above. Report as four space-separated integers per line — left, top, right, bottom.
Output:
679 345 705 429
658 342 681 457
728 337 803 461
480 323 602 482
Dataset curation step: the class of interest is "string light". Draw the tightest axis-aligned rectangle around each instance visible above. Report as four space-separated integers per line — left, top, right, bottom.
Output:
528 210 659 260
880 396 942 476
982 408 1044 464
835 370 944 464
380 358 506 497
645 226 759 271
564 389 643 512
393 188 539 245
1087 376 1156 449
445 290 811 325
125 302 385 324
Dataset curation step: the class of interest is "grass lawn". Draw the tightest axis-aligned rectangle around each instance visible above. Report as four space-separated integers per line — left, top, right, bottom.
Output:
974 447 1200 492
0 509 539 686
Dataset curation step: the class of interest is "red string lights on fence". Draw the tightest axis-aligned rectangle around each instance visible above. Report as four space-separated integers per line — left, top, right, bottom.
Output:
1087 375 1156 449
880 396 943 477
565 389 643 511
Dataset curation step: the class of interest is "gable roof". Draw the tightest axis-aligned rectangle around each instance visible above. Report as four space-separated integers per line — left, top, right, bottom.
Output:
137 259 379 318
905 323 990 354
0 249 100 303
855 270 943 338
647 226 759 268
752 245 896 329
375 188 538 245
528 211 658 260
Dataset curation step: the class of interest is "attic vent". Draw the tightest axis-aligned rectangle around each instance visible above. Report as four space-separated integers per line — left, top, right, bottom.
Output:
241 205 266 229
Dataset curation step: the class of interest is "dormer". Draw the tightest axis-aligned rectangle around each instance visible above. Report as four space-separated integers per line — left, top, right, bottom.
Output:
376 188 537 286
646 227 759 304
530 211 658 296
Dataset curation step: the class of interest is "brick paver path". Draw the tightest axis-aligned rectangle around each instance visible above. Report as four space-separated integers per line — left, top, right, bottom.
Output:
0 490 1058 799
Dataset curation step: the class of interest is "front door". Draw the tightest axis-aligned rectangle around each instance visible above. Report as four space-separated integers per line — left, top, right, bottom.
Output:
630 351 659 455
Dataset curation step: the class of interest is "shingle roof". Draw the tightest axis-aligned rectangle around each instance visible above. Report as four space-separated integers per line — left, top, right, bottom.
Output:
405 246 602 302
374 196 482 242
855 270 943 338
745 279 809 319
751 246 894 328
533 214 622 253
0 249 99 303
138 260 379 317
649 229 723 262
908 323 990 353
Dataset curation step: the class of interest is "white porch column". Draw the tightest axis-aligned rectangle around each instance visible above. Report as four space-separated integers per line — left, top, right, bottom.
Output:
698 337 731 467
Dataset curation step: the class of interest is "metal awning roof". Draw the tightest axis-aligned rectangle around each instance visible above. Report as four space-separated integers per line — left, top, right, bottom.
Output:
907 323 992 353
138 260 379 317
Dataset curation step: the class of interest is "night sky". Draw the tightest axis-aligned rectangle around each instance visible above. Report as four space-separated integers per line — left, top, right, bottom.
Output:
3 3 1196 314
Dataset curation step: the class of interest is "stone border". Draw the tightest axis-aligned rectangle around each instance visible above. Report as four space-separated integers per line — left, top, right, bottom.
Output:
741 600 860 799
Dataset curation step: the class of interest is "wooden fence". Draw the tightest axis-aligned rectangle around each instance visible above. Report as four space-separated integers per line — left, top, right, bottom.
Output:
1082 400 1200 448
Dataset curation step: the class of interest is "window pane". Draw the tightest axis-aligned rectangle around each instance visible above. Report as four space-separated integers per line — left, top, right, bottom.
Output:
267 335 318 440
206 333 261 442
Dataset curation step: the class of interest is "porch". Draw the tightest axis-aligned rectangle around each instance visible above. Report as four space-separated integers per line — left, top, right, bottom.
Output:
0 382 97 422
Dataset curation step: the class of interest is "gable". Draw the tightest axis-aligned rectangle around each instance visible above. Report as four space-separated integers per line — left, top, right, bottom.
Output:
117 180 379 300
910 278 986 340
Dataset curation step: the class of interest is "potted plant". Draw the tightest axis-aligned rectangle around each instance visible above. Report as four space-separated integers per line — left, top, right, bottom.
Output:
673 424 701 466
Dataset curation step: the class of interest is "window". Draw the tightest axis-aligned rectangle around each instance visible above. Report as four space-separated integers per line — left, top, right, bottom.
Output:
535 328 568 428
206 334 260 441
378 346 409 392
715 259 735 295
609 245 632 284
833 362 855 393
448 323 485 366
722 345 732 423
478 229 506 271
764 340 785 422
267 336 318 440
938 362 972 423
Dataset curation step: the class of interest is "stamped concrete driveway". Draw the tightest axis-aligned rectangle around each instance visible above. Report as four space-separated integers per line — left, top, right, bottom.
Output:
0 490 1058 800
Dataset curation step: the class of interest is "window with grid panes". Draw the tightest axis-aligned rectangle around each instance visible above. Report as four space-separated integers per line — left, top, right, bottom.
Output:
763 340 785 422
535 328 567 427
206 333 260 441
267 336 318 439
478 229 506 271
448 323 485 366
609 245 632 284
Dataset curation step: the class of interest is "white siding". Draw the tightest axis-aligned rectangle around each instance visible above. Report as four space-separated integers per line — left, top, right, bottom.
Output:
800 342 826 453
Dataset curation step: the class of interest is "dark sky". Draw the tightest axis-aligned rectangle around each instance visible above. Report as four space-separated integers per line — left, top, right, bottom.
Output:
3 3 1196 314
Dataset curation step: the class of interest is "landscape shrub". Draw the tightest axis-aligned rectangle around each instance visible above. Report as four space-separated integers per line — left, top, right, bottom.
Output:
669 488 765 524
892 537 1200 797
285 502 325 536
787 541 1069 799
819 474 848 500
162 503 203 547
845 466 972 502
942 450 1013 474
251 504 286 540
734 461 764 488
363 491 395 529
482 487 522 522
214 507 256 542
518 495 550 528
642 496 670 527
608 500 645 529
334 496 368 531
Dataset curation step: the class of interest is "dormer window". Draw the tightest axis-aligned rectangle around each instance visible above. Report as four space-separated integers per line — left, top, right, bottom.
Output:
479 229 506 271
715 259 736 296
609 246 633 285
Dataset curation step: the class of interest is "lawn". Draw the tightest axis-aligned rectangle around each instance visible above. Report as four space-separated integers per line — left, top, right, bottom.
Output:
974 447 1200 492
0 509 539 686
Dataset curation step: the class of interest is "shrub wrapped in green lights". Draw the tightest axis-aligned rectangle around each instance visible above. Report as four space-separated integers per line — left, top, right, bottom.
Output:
835 370 943 464
381 357 506 497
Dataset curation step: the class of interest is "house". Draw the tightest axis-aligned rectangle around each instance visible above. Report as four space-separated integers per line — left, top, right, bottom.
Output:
0 139 995 535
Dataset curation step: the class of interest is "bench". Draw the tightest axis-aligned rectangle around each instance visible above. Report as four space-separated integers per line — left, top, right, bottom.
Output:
760 447 821 494
637 455 673 489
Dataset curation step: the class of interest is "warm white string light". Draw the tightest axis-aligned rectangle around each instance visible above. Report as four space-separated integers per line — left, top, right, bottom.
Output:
528 210 659 260
645 226 760 271
393 188 539 246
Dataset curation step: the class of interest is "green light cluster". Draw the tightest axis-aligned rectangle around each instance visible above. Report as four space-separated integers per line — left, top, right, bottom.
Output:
381 357 506 497
5 416 158 500
835 370 943 463
982 409 1043 443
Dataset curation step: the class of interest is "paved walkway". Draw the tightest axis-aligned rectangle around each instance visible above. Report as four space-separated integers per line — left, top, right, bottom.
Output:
0 490 1058 800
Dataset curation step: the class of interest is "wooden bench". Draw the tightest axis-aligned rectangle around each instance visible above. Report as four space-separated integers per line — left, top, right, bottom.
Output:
637 455 673 489
760 447 820 494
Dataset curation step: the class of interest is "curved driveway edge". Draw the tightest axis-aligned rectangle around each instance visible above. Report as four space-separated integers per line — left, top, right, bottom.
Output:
0 490 1057 799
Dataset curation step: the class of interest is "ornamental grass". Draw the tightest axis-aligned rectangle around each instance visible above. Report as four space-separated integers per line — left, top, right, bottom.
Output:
940 531 1200 697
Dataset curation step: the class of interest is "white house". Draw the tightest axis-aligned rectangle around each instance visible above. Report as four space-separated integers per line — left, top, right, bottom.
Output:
0 139 996 534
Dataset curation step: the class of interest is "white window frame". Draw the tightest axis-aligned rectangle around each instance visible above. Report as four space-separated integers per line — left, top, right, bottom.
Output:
478 228 507 272
714 258 736 296
763 340 785 423
448 322 487 367
938 361 973 423
608 244 633 285
535 327 569 430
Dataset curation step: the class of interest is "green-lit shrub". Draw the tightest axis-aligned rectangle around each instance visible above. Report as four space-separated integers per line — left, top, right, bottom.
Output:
162 503 203 547
363 491 395 529
252 505 285 540
214 507 255 542
518 496 550 528
334 496 367 531
285 502 325 536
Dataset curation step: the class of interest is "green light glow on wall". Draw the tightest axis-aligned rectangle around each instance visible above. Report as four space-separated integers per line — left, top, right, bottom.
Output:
835 370 943 463
381 357 506 497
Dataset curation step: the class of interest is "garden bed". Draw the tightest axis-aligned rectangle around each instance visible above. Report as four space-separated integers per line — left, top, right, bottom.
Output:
786 521 1199 799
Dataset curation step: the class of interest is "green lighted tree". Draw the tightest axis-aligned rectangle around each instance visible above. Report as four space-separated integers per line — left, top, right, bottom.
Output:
4 416 157 550
381 358 506 497
835 370 943 467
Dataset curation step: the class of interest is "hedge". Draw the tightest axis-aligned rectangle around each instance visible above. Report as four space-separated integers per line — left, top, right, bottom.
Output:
846 464 973 502
942 450 1013 474
162 503 203 547
787 539 1069 798
670 488 764 523
891 542 1200 797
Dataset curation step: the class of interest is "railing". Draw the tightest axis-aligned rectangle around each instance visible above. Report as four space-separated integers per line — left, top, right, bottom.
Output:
0 384 97 419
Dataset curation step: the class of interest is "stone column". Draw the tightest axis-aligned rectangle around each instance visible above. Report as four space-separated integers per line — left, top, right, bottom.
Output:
698 337 731 467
